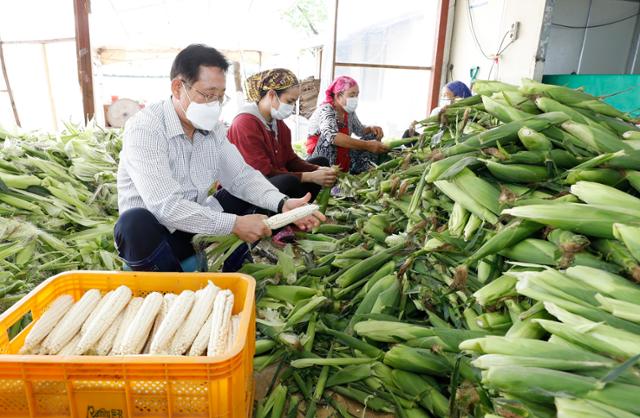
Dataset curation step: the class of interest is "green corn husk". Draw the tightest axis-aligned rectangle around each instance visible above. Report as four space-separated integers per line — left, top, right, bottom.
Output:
517 127 553 151
521 78 633 121
564 266 640 305
623 130 640 140
535 96 596 125
503 203 640 238
482 95 529 123
555 398 640 418
434 179 498 224
390 370 449 417
383 345 450 376
335 244 404 288
484 160 550 183
571 181 640 217
628 170 640 192
475 311 511 331
473 274 517 306
354 320 487 345
448 202 469 238
499 238 558 265
331 386 393 413
561 121 634 154
452 168 501 215
595 293 640 323
443 112 570 156
463 214 483 241
383 136 419 149
566 168 625 186
473 80 519 95
425 152 479 183
592 239 640 281
613 223 640 262
466 219 544 266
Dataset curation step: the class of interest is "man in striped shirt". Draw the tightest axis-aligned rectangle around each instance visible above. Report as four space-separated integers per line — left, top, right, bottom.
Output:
115 44 323 272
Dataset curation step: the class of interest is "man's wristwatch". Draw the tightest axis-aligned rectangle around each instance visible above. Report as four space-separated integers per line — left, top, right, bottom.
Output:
277 196 289 213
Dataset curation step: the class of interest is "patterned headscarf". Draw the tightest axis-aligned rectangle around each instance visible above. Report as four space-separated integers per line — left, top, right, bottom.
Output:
245 68 299 102
323 76 358 105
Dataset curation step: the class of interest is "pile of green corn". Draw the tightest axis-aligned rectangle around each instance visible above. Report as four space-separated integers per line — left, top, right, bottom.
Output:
0 123 121 312
251 79 640 417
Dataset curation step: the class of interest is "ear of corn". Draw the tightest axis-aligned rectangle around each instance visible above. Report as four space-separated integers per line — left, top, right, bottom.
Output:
114 293 162 355
110 297 143 355
149 290 195 354
42 289 101 354
612 223 640 262
93 309 124 356
75 285 132 355
517 127 553 151
170 284 218 355
264 204 320 229
21 294 74 354
80 290 114 336
208 289 234 356
143 293 176 354
570 181 640 217
483 160 550 184
188 310 214 356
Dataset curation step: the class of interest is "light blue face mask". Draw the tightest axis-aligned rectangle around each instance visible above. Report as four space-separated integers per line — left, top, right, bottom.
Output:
270 96 295 120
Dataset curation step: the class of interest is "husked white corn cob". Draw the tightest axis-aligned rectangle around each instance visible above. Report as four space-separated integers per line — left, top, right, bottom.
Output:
188 310 214 356
264 204 319 229
94 309 124 355
58 332 81 356
208 290 234 356
20 294 74 354
110 297 143 355
226 315 240 353
80 290 113 336
116 292 163 355
74 285 132 355
149 290 195 354
170 282 219 355
42 289 101 354
143 293 177 354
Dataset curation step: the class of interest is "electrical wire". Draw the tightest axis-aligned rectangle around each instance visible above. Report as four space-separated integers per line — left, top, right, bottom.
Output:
467 0 493 60
552 11 640 29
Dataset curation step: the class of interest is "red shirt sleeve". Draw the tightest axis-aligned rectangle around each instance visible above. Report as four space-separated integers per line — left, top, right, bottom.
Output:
227 114 284 177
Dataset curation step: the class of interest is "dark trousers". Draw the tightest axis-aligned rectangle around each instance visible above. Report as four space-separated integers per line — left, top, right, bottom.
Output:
114 157 329 272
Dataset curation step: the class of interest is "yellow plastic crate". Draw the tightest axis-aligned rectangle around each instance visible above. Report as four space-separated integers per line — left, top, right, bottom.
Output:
0 271 256 418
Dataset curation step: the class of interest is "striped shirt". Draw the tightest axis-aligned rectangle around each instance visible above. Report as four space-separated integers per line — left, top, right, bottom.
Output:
117 98 286 236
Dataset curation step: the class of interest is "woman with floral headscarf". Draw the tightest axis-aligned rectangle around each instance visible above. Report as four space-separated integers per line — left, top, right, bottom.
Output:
228 68 336 202
306 76 389 174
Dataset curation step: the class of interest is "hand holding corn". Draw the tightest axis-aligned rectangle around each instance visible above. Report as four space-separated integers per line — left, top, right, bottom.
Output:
280 194 325 231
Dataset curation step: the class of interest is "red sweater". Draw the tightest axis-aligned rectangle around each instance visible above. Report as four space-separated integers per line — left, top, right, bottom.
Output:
227 113 318 179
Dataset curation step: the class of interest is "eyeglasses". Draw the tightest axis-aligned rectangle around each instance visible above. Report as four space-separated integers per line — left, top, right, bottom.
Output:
182 81 230 106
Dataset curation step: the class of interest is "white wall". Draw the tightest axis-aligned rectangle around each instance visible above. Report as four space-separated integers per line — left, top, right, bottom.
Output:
446 0 549 86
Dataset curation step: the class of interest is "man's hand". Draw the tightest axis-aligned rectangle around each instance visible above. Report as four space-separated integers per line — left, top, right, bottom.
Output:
366 140 390 154
307 167 337 187
232 214 272 242
283 193 326 231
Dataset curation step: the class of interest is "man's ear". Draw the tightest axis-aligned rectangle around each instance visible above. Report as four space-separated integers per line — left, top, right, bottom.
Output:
171 78 183 99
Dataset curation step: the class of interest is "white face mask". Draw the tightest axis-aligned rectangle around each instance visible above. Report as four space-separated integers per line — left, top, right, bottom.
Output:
270 96 295 120
344 96 358 113
180 83 221 131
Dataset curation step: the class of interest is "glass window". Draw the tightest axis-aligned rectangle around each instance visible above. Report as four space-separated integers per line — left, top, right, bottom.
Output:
335 0 438 67
335 66 430 138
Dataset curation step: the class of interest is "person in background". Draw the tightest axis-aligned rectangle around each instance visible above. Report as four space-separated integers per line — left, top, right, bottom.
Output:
227 68 336 202
306 76 389 174
430 80 473 117
115 44 324 273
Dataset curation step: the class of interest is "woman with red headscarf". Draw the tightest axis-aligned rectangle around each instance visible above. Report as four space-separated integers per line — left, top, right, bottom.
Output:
306 76 389 174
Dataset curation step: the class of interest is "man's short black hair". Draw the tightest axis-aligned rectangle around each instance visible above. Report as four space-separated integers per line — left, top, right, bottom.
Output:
170 44 229 85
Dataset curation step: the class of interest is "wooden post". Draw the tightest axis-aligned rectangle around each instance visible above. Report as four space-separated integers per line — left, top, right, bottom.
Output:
73 0 94 122
429 0 451 112
0 39 20 127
